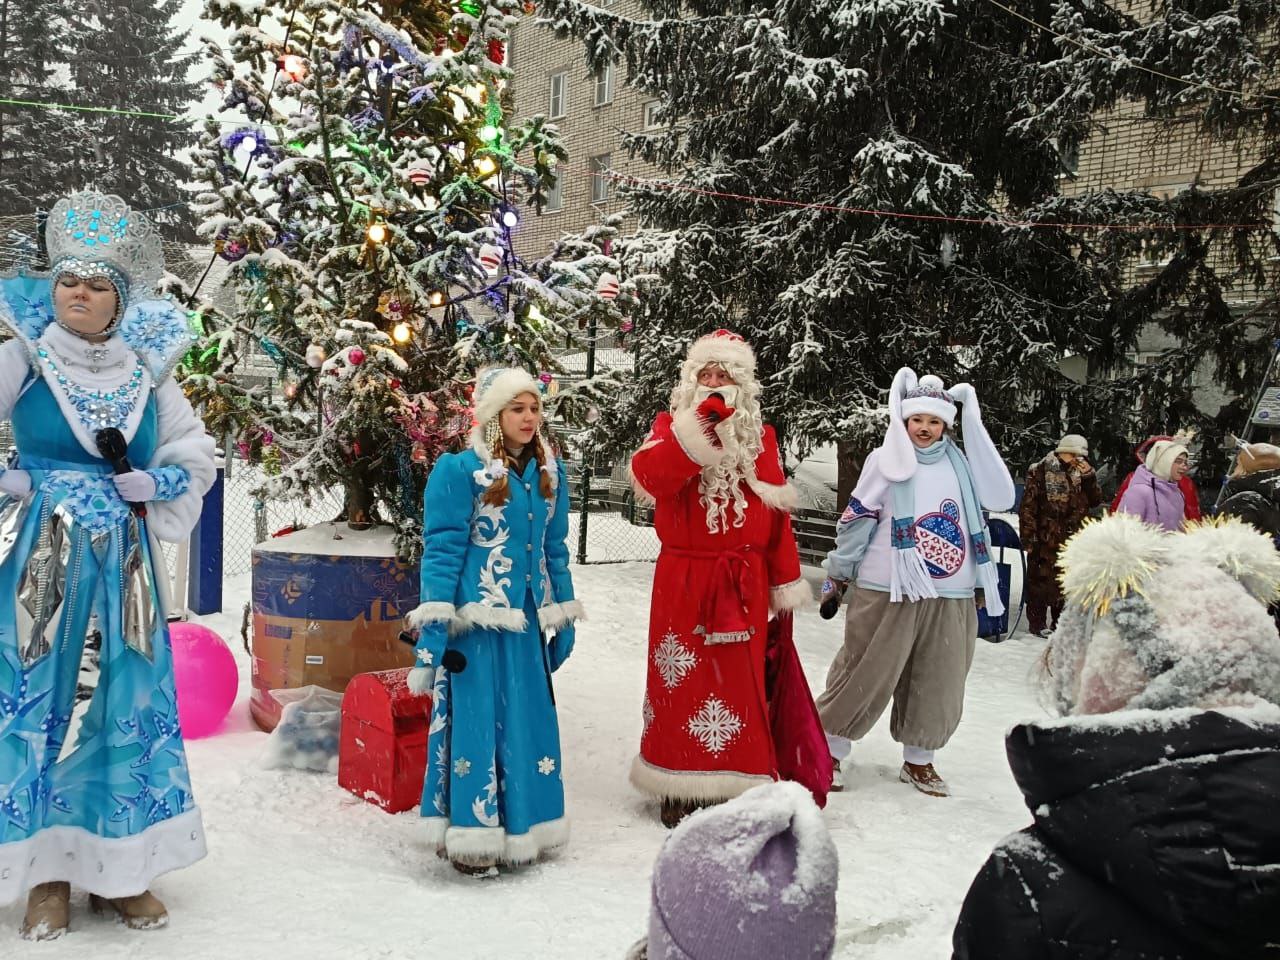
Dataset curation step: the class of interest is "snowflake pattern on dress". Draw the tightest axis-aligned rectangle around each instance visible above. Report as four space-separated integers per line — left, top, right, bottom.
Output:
687 696 743 755
119 299 194 378
654 631 697 690
43 472 130 533
537 756 556 776
641 695 654 736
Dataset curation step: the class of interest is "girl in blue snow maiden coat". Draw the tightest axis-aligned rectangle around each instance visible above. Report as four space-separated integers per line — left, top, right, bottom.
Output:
0 192 216 939
406 366 583 877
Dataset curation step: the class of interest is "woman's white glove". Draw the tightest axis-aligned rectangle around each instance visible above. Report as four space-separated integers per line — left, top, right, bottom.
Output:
113 469 157 503
407 667 436 695
0 469 32 498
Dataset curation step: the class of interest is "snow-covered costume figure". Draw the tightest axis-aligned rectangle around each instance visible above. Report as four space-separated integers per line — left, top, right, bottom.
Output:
407 367 581 873
629 330 814 824
953 514 1280 959
0 192 216 937
816 370 1014 797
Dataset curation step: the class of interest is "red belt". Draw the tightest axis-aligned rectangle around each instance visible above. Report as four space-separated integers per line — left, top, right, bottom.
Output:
667 545 756 644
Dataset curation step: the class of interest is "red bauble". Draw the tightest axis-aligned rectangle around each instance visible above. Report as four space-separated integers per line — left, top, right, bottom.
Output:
487 39 505 65
348 347 366 365
389 378 402 390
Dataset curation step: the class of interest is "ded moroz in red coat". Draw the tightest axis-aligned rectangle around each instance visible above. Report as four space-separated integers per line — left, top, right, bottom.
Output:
629 405 814 802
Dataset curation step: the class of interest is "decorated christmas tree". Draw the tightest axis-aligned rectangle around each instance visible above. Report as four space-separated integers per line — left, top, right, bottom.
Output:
181 0 626 555
540 0 1279 481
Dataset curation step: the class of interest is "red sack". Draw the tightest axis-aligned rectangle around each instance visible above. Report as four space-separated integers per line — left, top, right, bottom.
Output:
764 613 832 808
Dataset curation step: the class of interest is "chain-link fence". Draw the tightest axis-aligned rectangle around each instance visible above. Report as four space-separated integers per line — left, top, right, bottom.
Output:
220 456 346 577
566 456 660 564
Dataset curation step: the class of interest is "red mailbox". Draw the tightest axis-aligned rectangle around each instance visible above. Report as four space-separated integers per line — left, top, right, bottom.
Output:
338 668 432 813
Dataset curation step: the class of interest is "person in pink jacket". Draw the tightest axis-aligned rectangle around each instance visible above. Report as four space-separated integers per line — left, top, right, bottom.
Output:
1114 438 1189 531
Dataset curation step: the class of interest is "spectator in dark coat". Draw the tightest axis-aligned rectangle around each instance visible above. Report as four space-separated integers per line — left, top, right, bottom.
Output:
953 513 1280 960
1018 434 1103 636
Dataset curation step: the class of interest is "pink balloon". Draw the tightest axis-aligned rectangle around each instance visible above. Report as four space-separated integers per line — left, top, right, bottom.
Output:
169 622 239 739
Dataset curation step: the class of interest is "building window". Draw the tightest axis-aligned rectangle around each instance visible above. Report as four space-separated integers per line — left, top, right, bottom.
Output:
546 170 563 212
594 62 614 106
643 100 664 130
549 71 567 118
590 154 612 204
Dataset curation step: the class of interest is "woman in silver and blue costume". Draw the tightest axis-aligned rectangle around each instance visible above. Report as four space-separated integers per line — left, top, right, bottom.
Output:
0 192 215 938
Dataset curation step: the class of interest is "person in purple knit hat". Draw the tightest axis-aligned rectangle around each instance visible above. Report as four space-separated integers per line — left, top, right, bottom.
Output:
625 781 839 960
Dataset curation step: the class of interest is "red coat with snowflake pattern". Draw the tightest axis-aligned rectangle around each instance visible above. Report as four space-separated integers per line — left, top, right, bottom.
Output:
628 407 811 802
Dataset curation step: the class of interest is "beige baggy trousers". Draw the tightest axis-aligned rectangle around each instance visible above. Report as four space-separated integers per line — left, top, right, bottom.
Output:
816 586 978 751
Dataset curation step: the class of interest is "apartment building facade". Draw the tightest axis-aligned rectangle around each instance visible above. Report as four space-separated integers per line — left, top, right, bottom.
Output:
508 2 665 260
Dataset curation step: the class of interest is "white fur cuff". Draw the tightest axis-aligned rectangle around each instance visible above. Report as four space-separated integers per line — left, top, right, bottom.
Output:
670 406 725 468
407 601 456 629
538 599 586 631
770 577 813 614
629 755 772 802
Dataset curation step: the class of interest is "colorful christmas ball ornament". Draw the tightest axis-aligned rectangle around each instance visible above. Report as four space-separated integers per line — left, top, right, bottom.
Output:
219 238 248 263
407 160 432 187
596 271 620 300
348 347 367 365
620 319 634 333
305 343 327 368
477 243 505 275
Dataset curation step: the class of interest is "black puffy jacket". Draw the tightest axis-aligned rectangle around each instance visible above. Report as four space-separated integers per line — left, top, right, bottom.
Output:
953 709 1280 959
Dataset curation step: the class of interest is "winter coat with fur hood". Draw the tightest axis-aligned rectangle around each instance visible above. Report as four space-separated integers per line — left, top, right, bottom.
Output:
952 706 1280 960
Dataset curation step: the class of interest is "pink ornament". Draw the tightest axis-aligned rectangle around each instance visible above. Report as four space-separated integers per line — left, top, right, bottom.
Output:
477 243 505 275
596 271 620 301
620 319 634 333
262 430 274 446
169 622 239 739
348 347 366 365
539 372 553 384
407 161 432 187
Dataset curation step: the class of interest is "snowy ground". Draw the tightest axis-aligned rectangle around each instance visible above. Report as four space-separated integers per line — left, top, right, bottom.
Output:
3 560 1047 959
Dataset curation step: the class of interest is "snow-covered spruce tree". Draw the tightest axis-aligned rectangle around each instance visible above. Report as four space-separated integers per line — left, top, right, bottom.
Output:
539 0 1279 481
188 0 622 556
63 0 201 239
0 0 74 222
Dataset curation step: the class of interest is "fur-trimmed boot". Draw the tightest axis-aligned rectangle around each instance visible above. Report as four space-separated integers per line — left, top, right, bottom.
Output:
89 890 169 930
21 882 70 941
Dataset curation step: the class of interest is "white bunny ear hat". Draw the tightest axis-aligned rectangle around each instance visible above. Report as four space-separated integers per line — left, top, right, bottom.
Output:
878 367 1016 510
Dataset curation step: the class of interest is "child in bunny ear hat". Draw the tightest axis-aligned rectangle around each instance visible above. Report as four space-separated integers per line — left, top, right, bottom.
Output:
815 369 1014 797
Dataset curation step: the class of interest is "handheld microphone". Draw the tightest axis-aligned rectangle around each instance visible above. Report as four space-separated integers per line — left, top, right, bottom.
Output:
95 427 146 518
397 630 467 673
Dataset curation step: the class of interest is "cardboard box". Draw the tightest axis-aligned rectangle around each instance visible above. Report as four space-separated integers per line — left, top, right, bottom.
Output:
249 523 420 732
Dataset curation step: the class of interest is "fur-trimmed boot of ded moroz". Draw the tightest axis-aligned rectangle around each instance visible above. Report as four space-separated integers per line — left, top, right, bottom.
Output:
89 890 169 930
21 881 71 941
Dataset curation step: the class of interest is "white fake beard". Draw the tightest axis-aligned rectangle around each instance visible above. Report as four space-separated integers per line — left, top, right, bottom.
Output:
693 384 739 407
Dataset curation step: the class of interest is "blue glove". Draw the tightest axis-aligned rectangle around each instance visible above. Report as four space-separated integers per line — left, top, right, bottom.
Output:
413 621 448 672
548 624 575 673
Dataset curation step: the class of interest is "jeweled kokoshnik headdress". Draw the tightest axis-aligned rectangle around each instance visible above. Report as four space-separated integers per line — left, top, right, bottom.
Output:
0 191 193 377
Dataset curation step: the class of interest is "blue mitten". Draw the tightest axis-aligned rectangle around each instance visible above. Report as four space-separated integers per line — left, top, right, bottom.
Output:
548 624 575 673
413 621 448 671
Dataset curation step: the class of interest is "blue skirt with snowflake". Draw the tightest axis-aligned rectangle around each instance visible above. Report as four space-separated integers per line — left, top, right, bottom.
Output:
0 385 204 905
421 595 567 865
